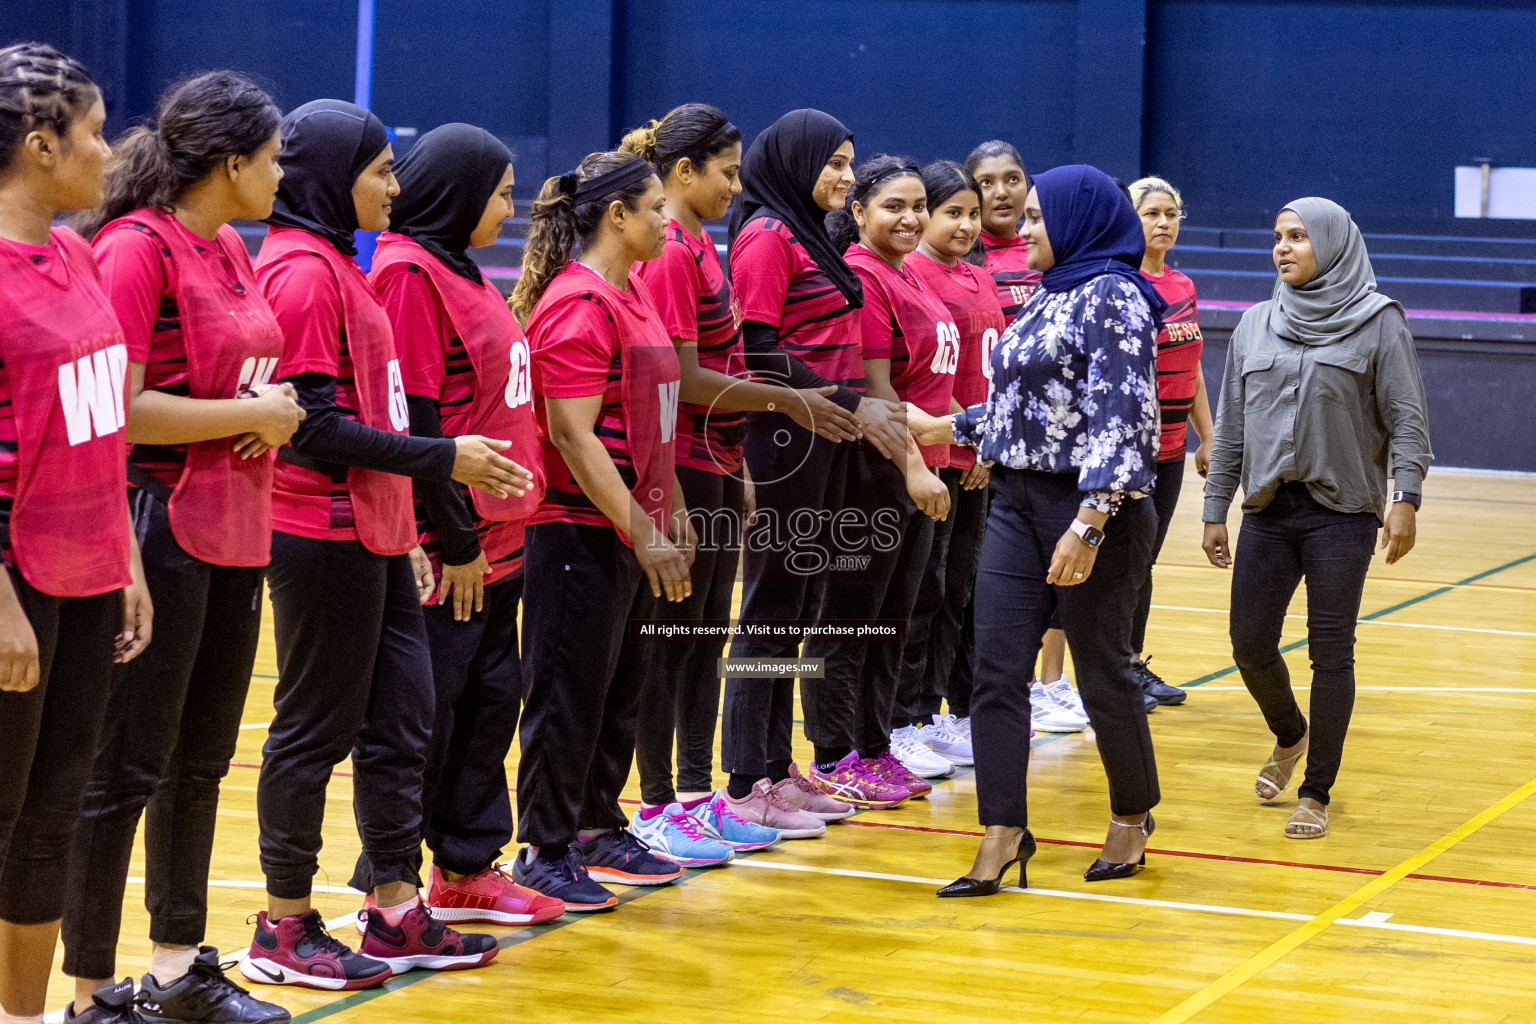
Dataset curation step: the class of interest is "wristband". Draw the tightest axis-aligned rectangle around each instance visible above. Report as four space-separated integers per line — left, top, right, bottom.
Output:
1069 518 1104 548
1391 490 1421 510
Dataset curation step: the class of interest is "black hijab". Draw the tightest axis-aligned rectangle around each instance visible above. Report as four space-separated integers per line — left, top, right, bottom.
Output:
389 123 513 285
266 99 390 257
731 108 862 309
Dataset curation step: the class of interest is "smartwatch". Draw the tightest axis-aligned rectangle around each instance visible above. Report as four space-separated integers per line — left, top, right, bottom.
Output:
1069 518 1105 548
1391 490 1421 510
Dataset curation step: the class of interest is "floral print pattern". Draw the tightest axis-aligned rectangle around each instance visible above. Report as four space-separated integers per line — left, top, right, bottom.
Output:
952 274 1160 513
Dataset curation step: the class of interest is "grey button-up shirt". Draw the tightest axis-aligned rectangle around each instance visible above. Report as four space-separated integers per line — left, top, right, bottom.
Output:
1204 302 1432 521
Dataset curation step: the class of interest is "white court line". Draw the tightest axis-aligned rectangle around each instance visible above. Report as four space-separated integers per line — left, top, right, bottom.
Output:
239 721 271 730
730 858 1536 949
1194 686 1536 693
1150 603 1536 638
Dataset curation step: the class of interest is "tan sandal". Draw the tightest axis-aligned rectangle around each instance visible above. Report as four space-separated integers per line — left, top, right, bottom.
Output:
1285 803 1328 839
1256 729 1308 801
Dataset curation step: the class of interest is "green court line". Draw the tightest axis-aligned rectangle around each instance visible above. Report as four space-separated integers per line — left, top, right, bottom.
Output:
279 550 1536 1022
1178 550 1536 689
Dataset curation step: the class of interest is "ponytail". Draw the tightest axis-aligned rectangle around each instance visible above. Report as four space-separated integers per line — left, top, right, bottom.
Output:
511 148 656 322
825 154 921 254
75 70 280 239
618 120 662 164
511 174 577 323
619 102 740 180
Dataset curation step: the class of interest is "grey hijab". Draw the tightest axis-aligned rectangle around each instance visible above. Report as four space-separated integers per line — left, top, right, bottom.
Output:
1269 197 1395 346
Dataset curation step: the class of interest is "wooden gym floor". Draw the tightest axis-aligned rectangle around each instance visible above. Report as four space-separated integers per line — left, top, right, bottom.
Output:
47 465 1536 1022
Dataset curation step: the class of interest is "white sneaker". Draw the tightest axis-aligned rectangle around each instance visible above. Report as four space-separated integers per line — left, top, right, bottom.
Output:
949 715 972 742
1031 679 1087 732
919 714 974 766
1044 675 1089 722
891 725 956 778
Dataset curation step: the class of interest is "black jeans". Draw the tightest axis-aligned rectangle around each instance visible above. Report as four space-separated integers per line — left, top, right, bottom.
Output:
899 466 988 724
63 492 264 978
1229 482 1378 805
0 569 117 926
971 469 1158 826
634 466 743 805
722 415 849 777
260 532 434 899
1130 457 1186 655
354 575 523 885
516 522 648 850
802 442 911 759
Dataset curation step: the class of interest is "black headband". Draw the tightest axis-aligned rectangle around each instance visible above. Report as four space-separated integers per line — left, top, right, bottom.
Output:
656 120 738 168
560 157 655 205
856 162 921 203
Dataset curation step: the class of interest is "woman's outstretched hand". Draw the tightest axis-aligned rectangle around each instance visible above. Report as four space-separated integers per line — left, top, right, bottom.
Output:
904 403 955 448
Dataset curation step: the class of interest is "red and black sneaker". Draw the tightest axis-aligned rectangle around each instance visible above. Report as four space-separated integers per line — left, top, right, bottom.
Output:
357 901 499 975
239 910 390 991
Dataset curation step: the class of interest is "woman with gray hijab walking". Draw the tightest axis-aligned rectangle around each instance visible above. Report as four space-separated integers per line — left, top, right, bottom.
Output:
1202 197 1431 840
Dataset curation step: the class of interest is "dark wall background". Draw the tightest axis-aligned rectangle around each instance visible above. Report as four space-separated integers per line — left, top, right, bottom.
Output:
10 0 1535 231
6 0 1536 470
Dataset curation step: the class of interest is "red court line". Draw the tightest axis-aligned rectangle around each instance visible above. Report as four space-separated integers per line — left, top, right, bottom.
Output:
836 819 1536 891
223 767 1536 893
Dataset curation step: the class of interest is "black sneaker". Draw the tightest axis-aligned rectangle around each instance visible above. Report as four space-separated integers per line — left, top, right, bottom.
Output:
1135 657 1187 706
138 947 290 1023
512 846 618 912
65 979 144 1023
575 828 685 886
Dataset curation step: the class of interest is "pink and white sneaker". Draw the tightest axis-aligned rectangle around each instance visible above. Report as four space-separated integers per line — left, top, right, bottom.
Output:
871 750 932 800
807 752 909 810
773 763 854 821
721 779 827 839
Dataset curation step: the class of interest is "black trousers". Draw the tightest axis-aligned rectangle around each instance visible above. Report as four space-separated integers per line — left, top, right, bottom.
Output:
899 465 988 724
1129 457 1186 655
801 443 911 757
63 492 264 978
721 414 849 777
354 575 523 885
971 469 1158 826
0 569 117 926
1229 482 1378 805
259 532 433 899
516 522 648 849
634 466 743 805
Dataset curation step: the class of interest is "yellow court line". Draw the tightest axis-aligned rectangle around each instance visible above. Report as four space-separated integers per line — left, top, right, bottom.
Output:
1147 772 1536 1024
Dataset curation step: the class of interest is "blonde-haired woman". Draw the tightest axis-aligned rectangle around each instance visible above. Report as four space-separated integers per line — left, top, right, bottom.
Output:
1126 176 1212 705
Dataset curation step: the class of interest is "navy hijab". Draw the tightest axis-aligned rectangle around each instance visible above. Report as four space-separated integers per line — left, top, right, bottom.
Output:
730 108 863 309
266 99 391 257
1033 164 1167 328
390 123 513 285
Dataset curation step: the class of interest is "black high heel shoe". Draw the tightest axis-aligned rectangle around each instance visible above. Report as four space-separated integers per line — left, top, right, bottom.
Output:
936 828 1037 897
1083 812 1155 882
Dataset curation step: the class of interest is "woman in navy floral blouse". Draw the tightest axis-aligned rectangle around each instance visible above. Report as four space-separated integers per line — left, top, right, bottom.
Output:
909 165 1165 896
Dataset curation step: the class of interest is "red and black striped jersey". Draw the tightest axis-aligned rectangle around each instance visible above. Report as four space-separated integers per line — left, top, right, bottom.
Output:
1142 266 1204 461
732 217 862 392
980 231 1042 321
636 221 747 475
